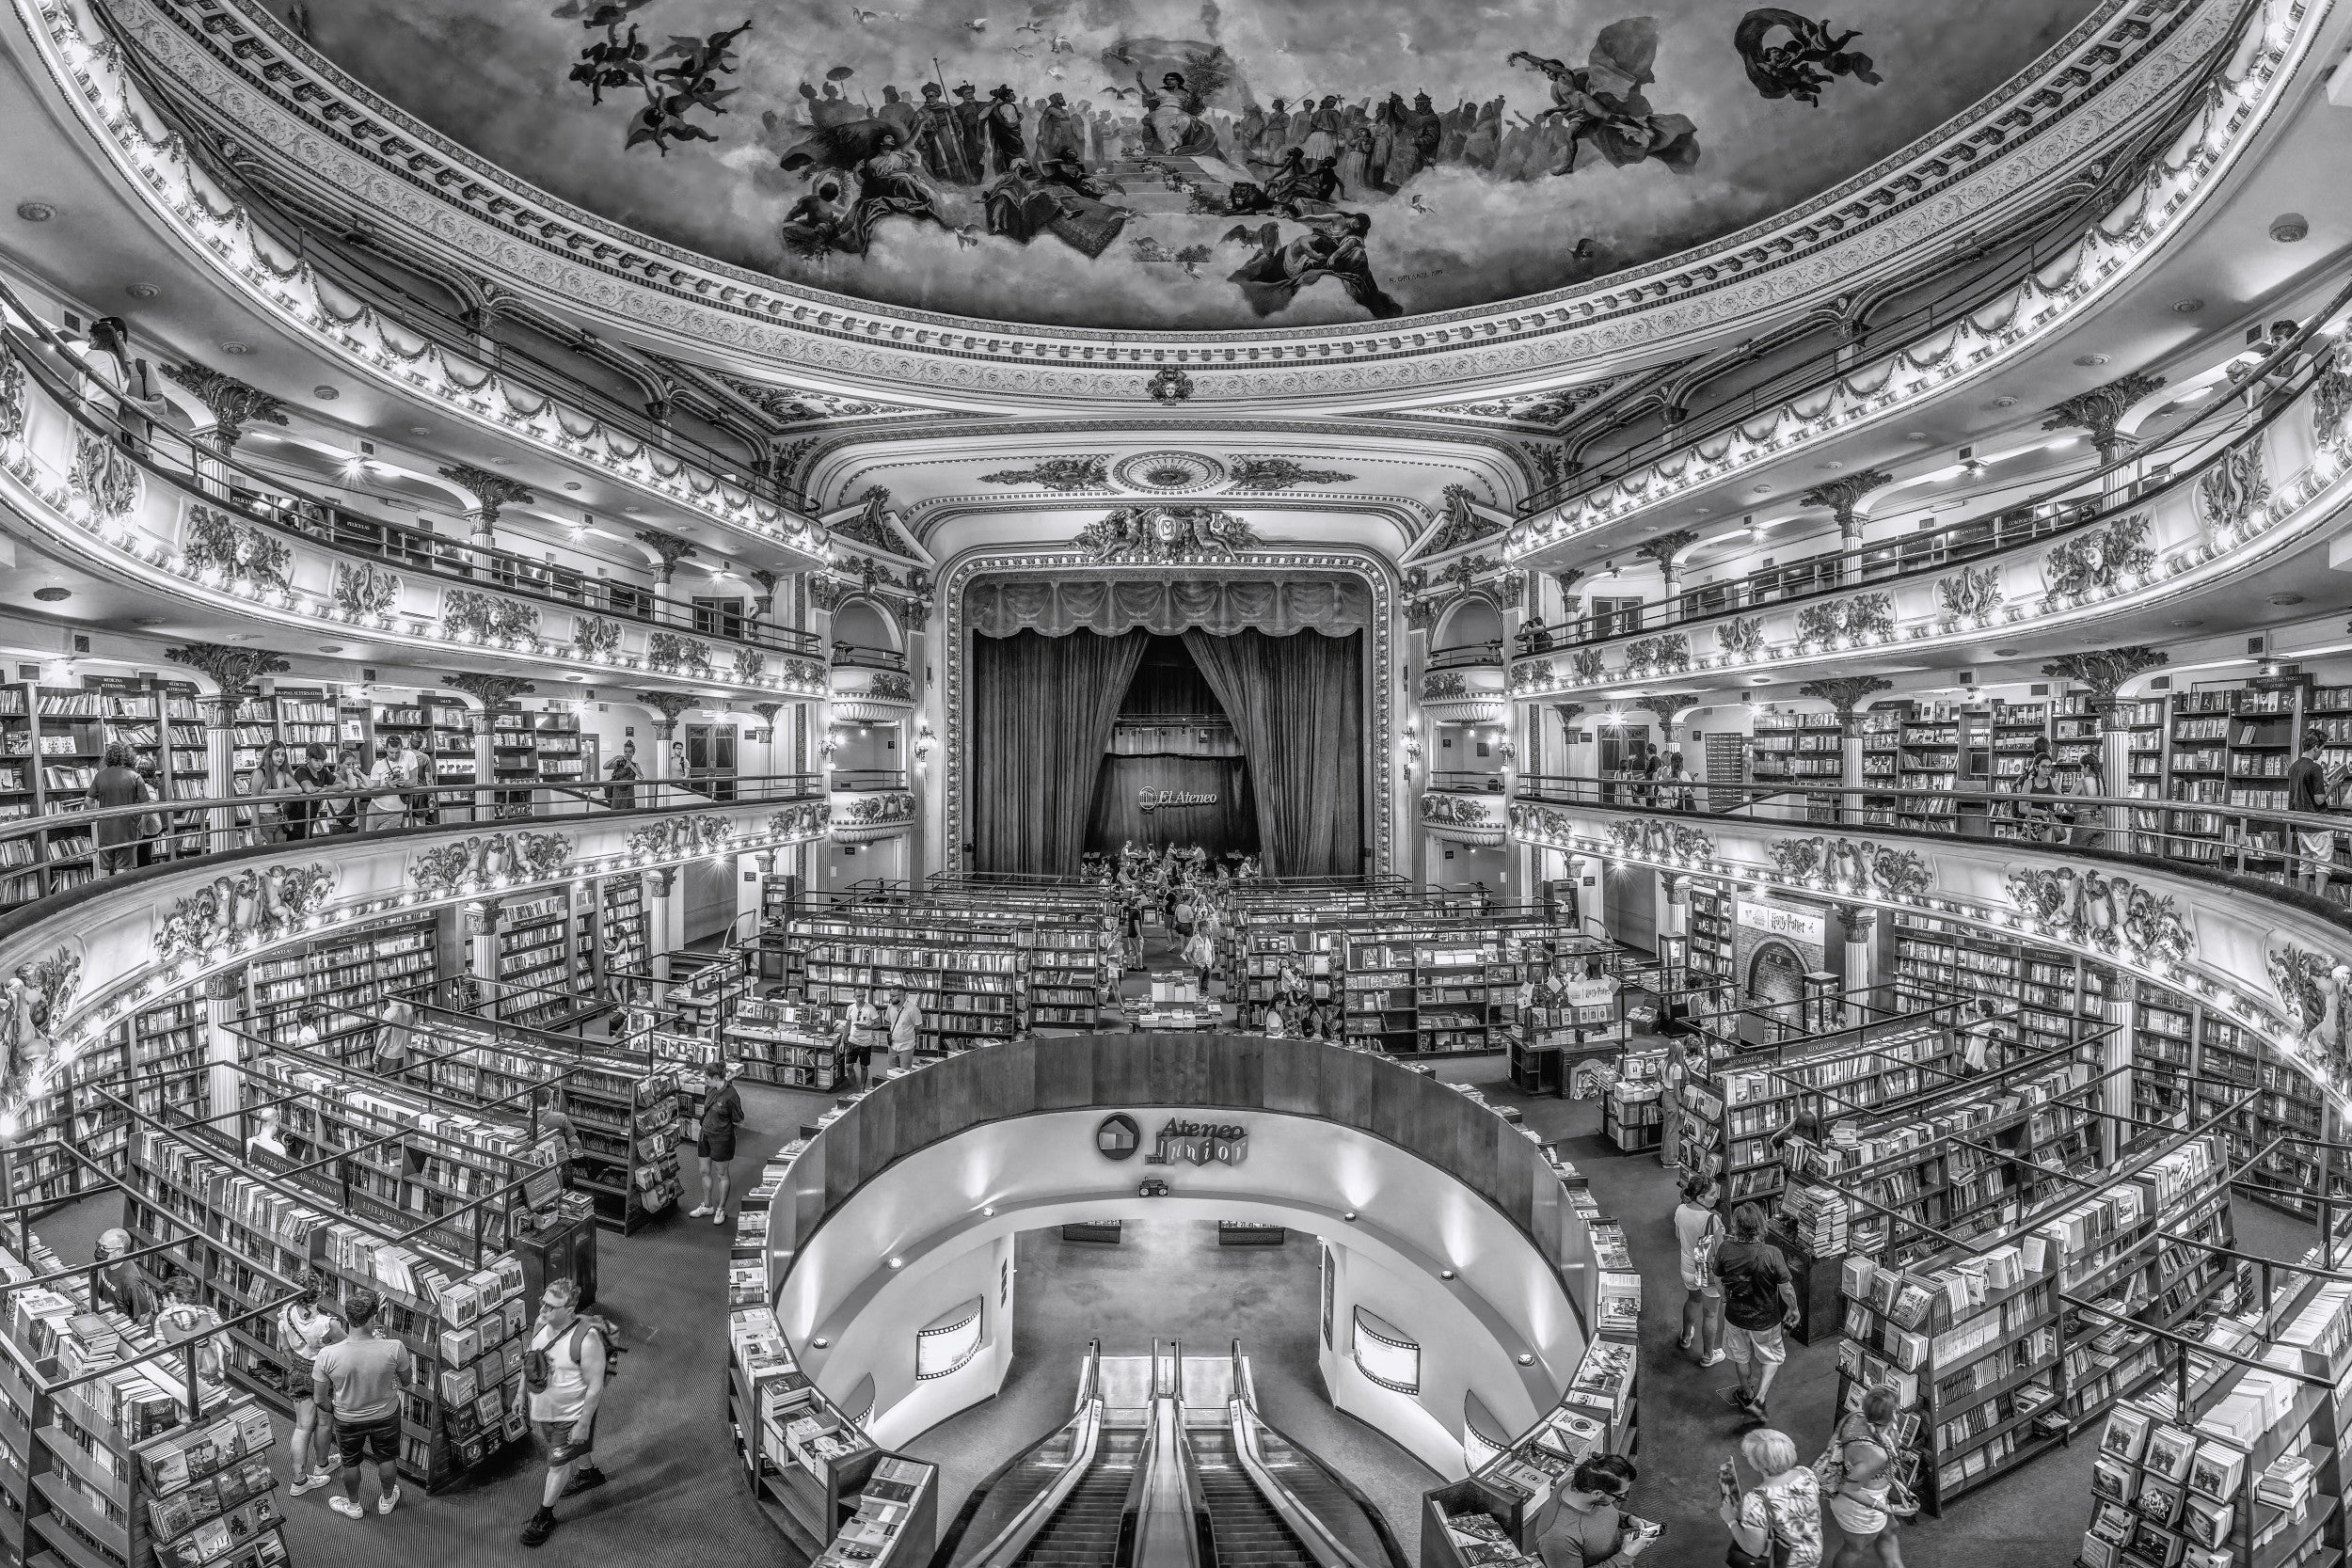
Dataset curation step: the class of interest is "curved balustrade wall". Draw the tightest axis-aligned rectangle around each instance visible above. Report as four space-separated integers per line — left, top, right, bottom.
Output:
1506 0 2318 557
1509 339 2352 694
0 319 829 700
0 776 827 1093
1506 779 2352 1116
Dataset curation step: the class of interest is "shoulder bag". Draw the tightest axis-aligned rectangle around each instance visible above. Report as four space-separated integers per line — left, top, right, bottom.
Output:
1724 1484 1789 1568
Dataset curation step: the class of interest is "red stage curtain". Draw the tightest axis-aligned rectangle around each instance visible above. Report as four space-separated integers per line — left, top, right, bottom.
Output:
970 628 1149 876
1181 629 1365 878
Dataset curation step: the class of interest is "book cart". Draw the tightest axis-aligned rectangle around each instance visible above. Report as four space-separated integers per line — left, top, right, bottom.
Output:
119 1078 548 1494
0 1166 301 1568
2074 1236 2352 1568
1833 1115 2247 1518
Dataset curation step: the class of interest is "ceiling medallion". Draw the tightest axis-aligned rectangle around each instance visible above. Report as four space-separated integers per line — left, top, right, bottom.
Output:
1113 452 1228 495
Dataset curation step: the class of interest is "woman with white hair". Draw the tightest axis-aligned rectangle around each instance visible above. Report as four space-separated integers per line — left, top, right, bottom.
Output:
1720 1427 1822 1568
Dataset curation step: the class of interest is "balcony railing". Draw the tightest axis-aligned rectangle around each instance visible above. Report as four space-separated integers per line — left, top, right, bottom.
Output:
0 770 821 924
828 768 909 792
828 644 909 672
1426 770 1507 794
1424 642 1505 672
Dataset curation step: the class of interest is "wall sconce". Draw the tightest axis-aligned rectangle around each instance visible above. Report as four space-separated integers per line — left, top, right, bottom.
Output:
1400 721 1422 778
913 721 935 764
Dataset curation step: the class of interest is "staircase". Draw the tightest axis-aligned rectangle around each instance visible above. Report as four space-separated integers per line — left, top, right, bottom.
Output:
1192 1430 1317 1568
1016 1429 1142 1567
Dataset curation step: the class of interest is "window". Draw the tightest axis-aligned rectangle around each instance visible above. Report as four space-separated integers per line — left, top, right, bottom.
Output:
1588 595 1645 637
691 596 746 640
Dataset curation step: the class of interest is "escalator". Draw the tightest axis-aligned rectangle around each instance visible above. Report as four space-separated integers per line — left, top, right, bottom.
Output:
1017 1428 1144 1566
1190 1428 1316 1567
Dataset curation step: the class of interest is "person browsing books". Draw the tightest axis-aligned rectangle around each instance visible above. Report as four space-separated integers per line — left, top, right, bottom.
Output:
689 1062 746 1226
91 1228 153 1322
1536 1453 1659 1566
279 1270 345 1498
310 1288 410 1520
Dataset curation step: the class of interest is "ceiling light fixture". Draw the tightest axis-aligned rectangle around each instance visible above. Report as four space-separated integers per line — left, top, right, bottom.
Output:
124 283 159 300
14 201 57 223
2074 353 2110 367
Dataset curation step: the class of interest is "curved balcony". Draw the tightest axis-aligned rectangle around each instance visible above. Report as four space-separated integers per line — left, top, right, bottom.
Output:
1419 647 1507 726
828 769 915 844
829 647 917 722
1509 327 2352 695
1505 0 2310 547
0 314 830 700
0 772 825 1089
1421 772 1507 847
1506 774 2352 1113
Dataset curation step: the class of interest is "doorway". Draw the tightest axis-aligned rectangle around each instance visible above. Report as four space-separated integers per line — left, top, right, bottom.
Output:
683 721 738 802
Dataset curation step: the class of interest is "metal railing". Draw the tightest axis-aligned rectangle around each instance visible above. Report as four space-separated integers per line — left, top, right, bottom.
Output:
827 644 909 672
0 287 822 660
828 768 909 792
1424 643 1505 672
1512 773 2352 913
1426 769 1507 793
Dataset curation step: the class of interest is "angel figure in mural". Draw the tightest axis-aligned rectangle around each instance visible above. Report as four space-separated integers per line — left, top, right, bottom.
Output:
1222 213 1404 321
1733 11 1883 106
777 124 956 256
1507 19 1702 177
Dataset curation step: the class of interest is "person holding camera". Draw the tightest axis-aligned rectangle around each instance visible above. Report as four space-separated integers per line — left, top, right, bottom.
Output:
1537 1453 1660 1565
280 1270 345 1497
1720 1429 1823 1567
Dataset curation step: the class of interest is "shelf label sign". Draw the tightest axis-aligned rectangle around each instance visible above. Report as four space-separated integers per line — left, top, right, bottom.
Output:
1734 899 1827 947
1138 788 1217 813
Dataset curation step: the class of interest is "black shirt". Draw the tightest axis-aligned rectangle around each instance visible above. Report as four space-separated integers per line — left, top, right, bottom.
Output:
1715 1238 1793 1331
2287 755 2329 816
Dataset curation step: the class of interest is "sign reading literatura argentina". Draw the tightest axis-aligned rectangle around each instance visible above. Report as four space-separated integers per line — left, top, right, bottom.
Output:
1138 788 1218 813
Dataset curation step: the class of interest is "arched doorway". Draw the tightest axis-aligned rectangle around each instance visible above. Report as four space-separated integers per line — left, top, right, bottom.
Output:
1748 938 1806 1011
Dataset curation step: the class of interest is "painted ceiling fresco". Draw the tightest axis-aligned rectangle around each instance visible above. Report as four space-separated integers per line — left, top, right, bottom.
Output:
284 0 2099 332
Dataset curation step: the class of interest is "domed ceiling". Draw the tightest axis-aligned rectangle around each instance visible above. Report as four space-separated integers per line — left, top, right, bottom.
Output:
284 0 2096 332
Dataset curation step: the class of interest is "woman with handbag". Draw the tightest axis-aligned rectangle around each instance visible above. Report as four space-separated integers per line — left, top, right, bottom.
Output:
1720 1428 1823 1568
1824 1386 1909 1568
1674 1172 1726 1367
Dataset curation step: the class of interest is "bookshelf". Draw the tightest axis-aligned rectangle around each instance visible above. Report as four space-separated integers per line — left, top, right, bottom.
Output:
792 916 1028 1053
1026 919 1104 1028
1888 914 2112 1056
1896 704 1966 834
1601 1048 1664 1152
1858 706 1903 827
1832 1131 2239 1516
373 692 477 795
601 877 648 996
246 912 440 1058
1749 709 1845 823
1687 883 1729 987
724 998 841 1090
2129 989 2348 1218
489 890 596 1031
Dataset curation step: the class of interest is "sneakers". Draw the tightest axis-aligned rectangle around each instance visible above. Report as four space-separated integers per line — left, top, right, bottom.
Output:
521 1509 558 1547
712 1210 728 1226
1679 1333 1693 1352
560 1466 608 1499
377 1485 401 1514
290 1472 334 1497
1702 1350 1727 1367
686 1204 712 1218
329 1497 365 1520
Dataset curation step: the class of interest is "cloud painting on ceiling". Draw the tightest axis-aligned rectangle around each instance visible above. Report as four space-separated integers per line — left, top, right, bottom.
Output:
286 0 2098 331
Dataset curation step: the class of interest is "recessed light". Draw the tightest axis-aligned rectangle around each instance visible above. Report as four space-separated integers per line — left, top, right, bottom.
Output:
2168 619 2204 628
31 587 69 603
1994 647 2021 657
494 457 517 466
407 425 431 436
312 385 340 401
13 202 55 223
225 632 261 641
886 1256 904 1270
2270 213 2309 244
131 616 167 628
318 645 345 654
1905 432 1932 442
2172 298 2205 314
1819 460 1845 470
1751 483 1770 493
564 673 585 682
1693 507 1711 515
563 481 582 491
2267 593 2306 607
219 342 252 356
1750 675 1773 685
125 283 159 300
623 506 646 515
1985 396 2018 409
2074 354 2109 367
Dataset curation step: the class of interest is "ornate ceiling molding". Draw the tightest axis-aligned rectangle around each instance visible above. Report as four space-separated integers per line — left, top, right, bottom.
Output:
941 545 1398 879
96 0 2223 406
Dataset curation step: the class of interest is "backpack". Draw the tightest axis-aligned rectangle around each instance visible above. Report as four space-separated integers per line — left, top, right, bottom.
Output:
523 1314 624 1395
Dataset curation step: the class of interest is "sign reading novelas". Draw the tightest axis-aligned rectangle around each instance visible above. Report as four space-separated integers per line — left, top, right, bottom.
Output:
1138 788 1217 814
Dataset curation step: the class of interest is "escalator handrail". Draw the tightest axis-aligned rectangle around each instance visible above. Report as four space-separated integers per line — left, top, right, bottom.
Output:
1129 1396 1205 1568
958 1397 1104 1568
1225 1402 1378 1568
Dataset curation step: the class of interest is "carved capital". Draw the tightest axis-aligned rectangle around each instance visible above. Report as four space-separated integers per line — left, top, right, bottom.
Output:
1640 691 1699 739
752 702 784 727
2042 646 2169 702
1798 675 1892 721
435 463 536 524
634 528 699 581
635 689 700 739
162 361 289 450
644 867 677 897
2042 370 2167 462
446 673 537 709
1631 529 1700 575
1798 468 1895 531
165 642 290 701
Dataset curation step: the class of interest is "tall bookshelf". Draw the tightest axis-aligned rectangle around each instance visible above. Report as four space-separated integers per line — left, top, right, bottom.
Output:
373 691 477 796
792 915 1029 1053
1834 1132 2239 1516
601 877 648 994
2129 988 2347 1217
1888 913 2112 1056
246 911 441 1056
125 1121 535 1491
1857 707 1903 827
1897 704 1964 834
1686 882 1729 987
724 997 841 1089
1027 919 1104 1028
1749 709 1844 822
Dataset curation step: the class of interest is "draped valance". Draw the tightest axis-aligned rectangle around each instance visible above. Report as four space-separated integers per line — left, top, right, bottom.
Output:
965 575 1372 638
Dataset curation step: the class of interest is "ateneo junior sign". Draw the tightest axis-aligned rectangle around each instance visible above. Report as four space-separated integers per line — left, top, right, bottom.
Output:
1138 788 1217 814
1096 1113 1248 1166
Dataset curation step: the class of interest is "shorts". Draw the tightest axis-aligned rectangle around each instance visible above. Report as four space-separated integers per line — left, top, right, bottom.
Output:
1725 1323 1787 1365
534 1414 596 1459
1829 1492 1890 1536
1680 1263 1722 1297
697 1136 737 1164
2300 830 2336 863
335 1415 399 1465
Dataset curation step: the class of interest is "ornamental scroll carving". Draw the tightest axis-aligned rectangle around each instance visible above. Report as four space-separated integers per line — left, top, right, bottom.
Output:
1072 506 1254 564
68 429 140 521
2194 445 2269 535
1623 634 1690 676
156 864 337 967
1793 593 1893 644
1936 564 2002 623
1770 837 1930 900
331 561 402 619
628 814 733 862
1718 617 1766 660
573 617 623 660
1605 818 1715 864
443 589 538 642
183 505 293 592
2266 939 2352 1098
2039 513 2155 607
409 832 573 897
2004 866 2191 964
2314 356 2352 455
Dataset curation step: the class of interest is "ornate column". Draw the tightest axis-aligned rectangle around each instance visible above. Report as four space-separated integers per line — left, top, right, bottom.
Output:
446 674 536 819
162 363 288 500
1799 676 1891 827
202 968 246 1120
749 569 783 632
635 690 700 798
636 528 699 610
1632 530 1699 623
436 464 536 554
167 643 291 851
1799 469 1893 585
464 897 503 1017
2042 369 2168 479
644 867 682 983
2043 646 2170 849
1834 902 1876 1025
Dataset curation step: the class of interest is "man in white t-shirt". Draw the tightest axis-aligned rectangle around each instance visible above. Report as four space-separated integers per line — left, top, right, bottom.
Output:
887 987 922 1071
520 1278 609 1548
365 737 409 832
